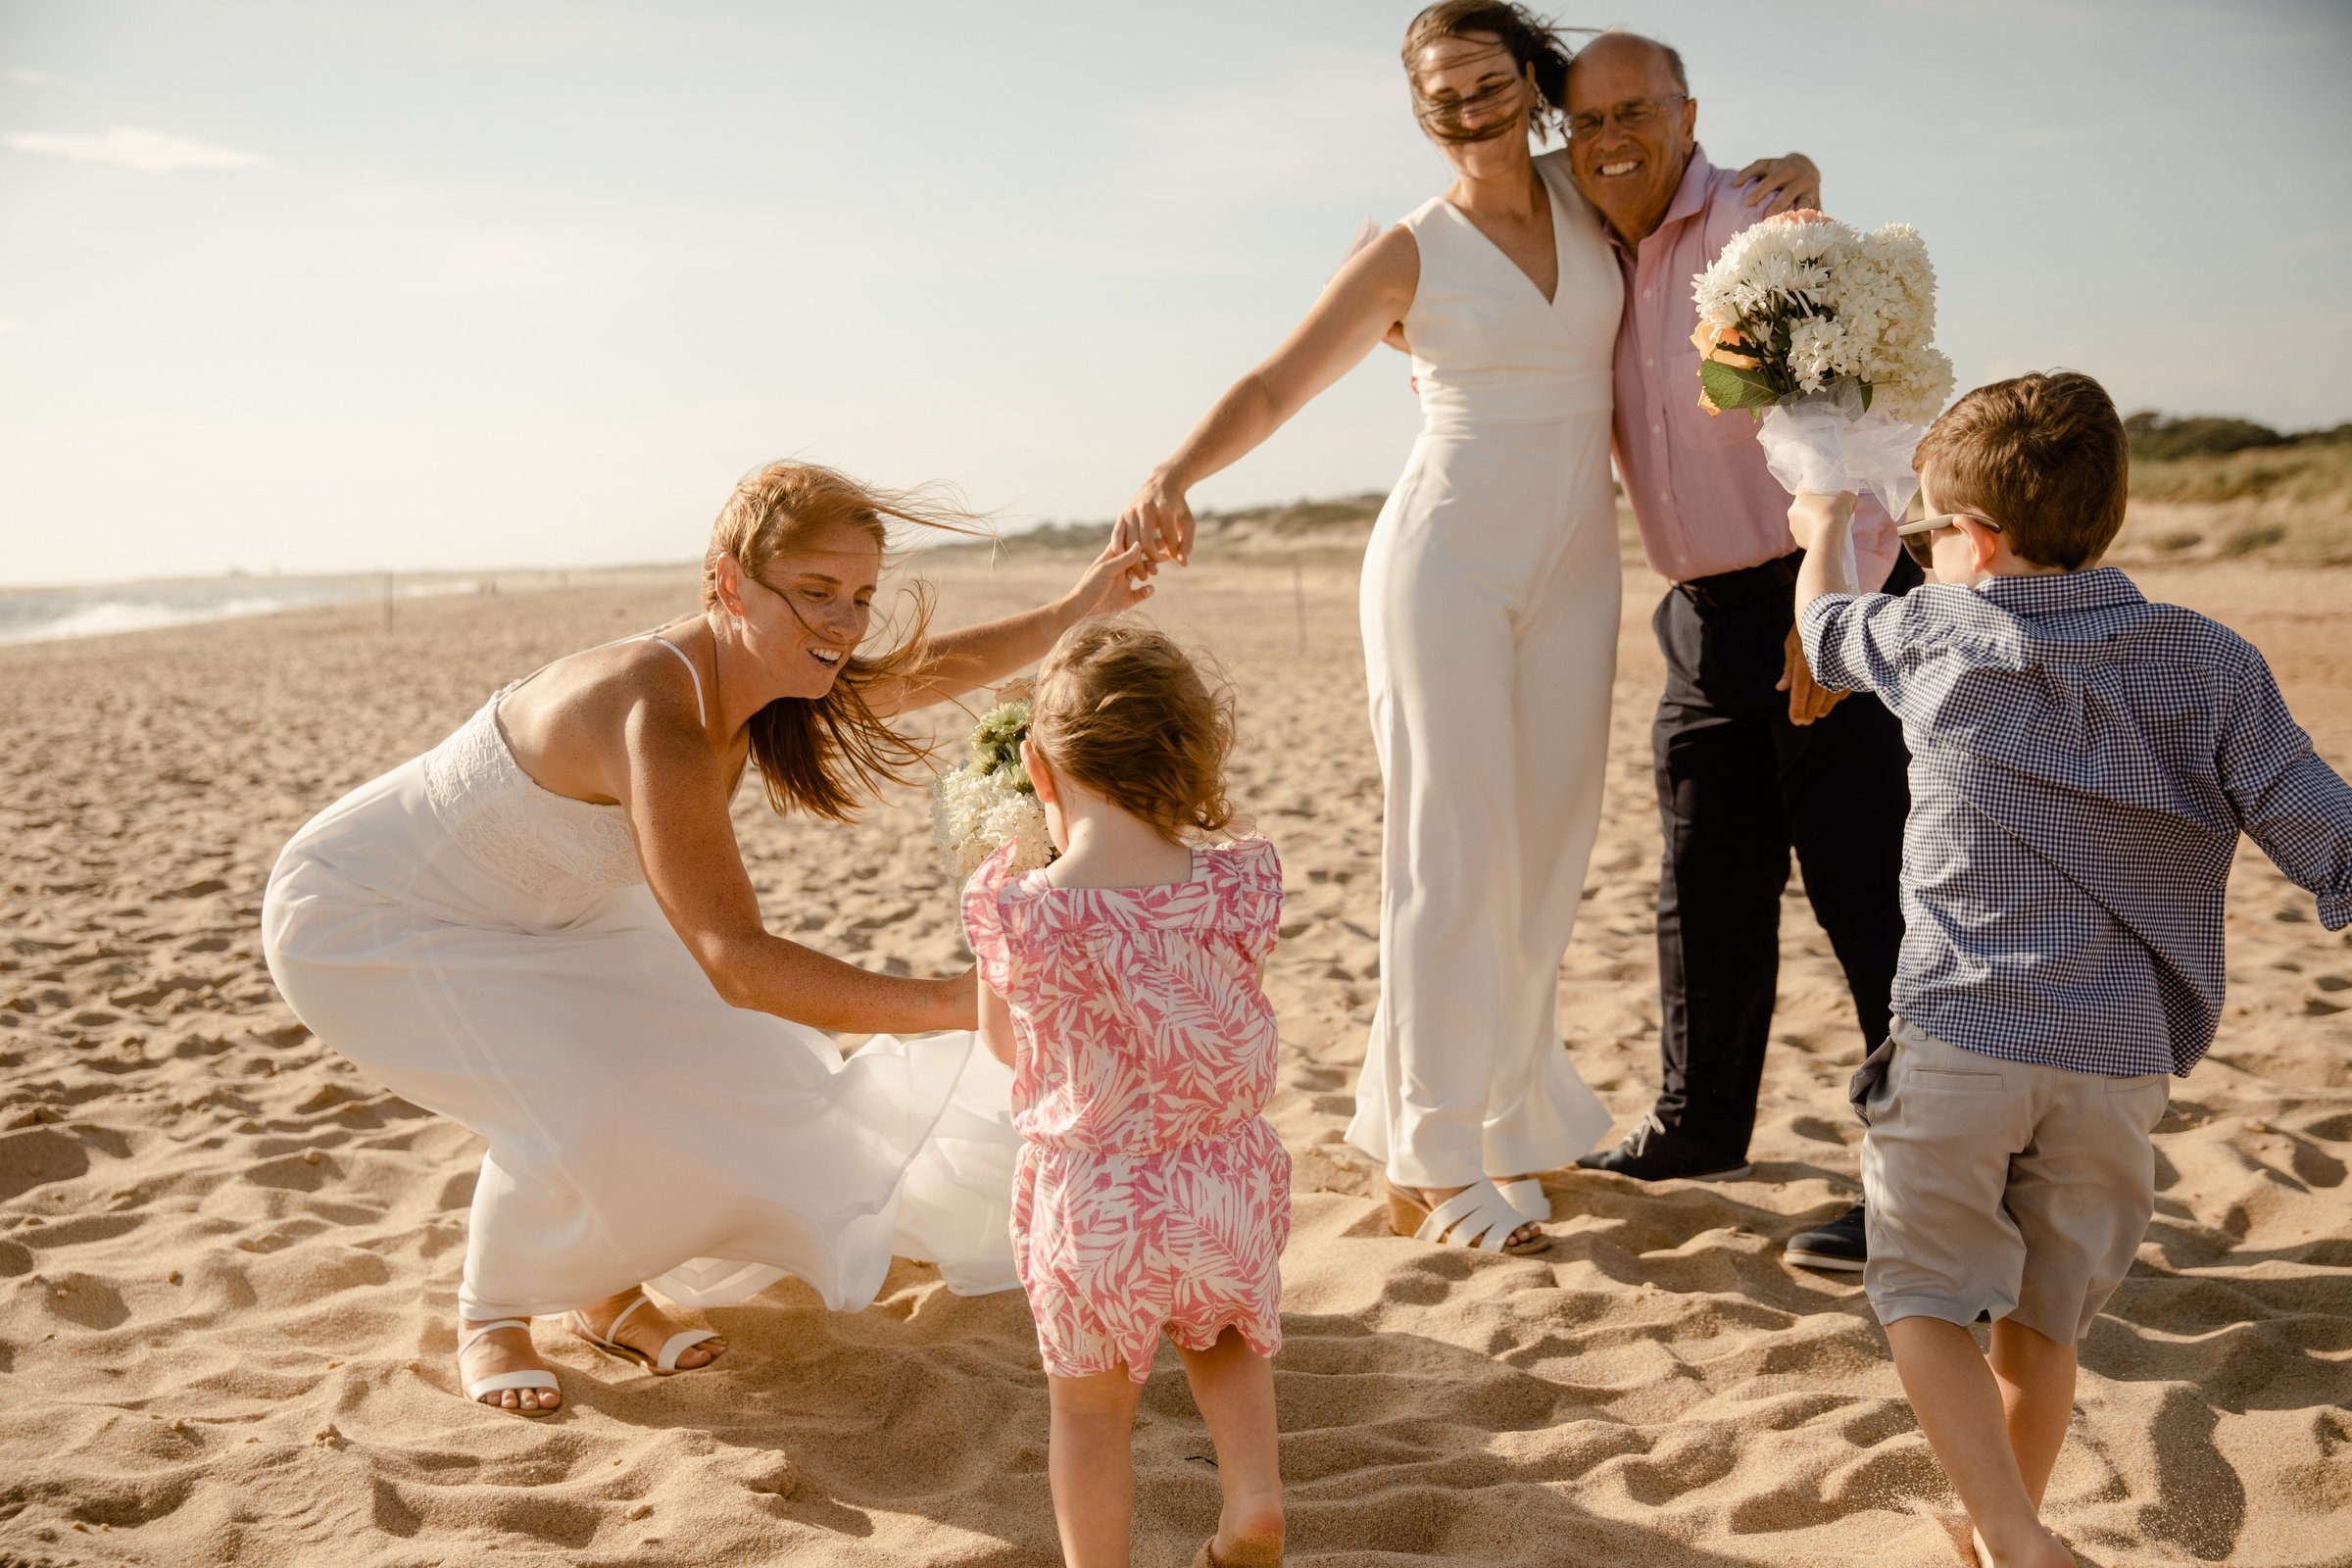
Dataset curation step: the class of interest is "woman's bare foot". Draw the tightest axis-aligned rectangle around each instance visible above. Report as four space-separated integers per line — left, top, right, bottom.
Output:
1406 1184 1543 1250
570 1288 727 1370
458 1317 562 1413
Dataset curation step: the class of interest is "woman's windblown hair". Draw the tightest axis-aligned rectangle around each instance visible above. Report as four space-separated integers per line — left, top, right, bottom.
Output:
1402 2 1581 143
702 461 981 823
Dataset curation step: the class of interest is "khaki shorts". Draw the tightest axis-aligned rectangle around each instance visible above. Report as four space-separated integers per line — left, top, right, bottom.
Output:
1856 1019 2170 1345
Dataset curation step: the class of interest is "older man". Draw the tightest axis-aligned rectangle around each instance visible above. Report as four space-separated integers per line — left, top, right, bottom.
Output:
1564 31 1917 1271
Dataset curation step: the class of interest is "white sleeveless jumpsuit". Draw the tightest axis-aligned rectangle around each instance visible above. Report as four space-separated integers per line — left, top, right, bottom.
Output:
1344 149 1623 1189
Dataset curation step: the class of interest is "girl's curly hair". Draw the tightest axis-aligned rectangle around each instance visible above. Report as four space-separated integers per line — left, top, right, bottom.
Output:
1028 619 1236 842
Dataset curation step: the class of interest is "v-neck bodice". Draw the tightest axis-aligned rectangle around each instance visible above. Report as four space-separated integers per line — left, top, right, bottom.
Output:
1398 150 1621 434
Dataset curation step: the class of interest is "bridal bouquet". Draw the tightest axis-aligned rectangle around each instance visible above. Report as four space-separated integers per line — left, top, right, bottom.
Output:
1690 212 1955 517
932 696 1055 885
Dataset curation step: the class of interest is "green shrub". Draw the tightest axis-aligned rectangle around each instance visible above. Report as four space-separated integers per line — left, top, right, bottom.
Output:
2123 412 2291 461
2218 523 2288 559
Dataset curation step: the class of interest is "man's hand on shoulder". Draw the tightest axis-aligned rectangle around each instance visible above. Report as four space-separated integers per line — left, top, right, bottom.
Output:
1735 153 1821 216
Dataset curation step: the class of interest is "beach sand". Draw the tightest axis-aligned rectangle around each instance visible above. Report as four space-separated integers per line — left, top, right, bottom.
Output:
3 543 2347 1567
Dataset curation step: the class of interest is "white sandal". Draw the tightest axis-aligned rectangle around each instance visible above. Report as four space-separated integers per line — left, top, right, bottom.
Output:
1495 1178 1551 1225
1386 1178 1550 1255
458 1318 561 1415
564 1292 719 1375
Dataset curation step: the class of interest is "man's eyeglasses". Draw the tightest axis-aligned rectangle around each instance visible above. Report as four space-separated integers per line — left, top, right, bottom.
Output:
1566 95 1686 142
1897 510 2003 568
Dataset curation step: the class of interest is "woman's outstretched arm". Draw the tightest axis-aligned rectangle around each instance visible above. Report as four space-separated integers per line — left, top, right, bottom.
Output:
1120 226 1419 565
616 689 975 1033
864 533 1154 717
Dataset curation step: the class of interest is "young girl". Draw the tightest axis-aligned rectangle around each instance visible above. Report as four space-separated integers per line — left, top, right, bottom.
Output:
961 621 1288 1568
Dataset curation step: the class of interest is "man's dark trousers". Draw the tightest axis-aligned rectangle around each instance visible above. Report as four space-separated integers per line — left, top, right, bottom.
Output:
1647 549 1920 1160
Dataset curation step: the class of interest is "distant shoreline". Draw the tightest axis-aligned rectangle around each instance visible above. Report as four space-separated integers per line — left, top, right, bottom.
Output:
0 566 693 649
9 455 2339 650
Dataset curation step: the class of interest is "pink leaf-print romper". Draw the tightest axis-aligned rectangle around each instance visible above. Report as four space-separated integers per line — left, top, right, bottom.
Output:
962 837 1291 1382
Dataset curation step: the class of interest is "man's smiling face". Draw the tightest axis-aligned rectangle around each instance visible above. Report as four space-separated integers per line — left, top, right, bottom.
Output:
1564 33 1697 244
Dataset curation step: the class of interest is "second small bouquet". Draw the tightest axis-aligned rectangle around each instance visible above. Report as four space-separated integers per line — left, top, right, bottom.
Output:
932 695 1056 886
1690 211 1955 518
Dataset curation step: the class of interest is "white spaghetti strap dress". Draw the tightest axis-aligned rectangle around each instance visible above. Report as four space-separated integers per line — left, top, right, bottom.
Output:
261 636 1017 1320
1344 150 1623 1190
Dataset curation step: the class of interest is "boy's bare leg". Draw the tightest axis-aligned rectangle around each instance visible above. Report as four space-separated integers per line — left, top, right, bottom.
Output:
1171 1329 1284 1565
1988 1319 2078 1508
1048 1366 1147 1568
1885 1317 2076 1568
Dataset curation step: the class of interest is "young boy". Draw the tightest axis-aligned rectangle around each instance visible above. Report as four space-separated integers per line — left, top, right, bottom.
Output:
1785 370 2352 1568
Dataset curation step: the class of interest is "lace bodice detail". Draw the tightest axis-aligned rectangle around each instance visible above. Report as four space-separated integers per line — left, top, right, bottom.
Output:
419 688 643 901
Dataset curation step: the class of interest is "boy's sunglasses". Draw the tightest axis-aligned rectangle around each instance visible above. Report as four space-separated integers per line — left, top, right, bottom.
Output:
1896 510 2003 568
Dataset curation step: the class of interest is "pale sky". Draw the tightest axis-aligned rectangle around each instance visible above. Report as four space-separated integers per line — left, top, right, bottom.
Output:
3 0 2347 585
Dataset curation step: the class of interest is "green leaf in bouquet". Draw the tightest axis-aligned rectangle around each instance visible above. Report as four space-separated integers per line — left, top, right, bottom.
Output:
1858 378 1874 412
1700 357 1783 414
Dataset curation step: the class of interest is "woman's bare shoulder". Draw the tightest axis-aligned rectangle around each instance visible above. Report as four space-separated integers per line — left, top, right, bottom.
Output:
1330 222 1419 310
497 629 709 799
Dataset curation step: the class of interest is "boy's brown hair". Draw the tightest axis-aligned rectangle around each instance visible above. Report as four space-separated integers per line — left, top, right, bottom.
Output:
1912 370 2130 569
1029 619 1236 841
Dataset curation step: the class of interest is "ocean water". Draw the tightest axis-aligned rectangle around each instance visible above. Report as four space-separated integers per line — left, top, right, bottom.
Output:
0 576 480 647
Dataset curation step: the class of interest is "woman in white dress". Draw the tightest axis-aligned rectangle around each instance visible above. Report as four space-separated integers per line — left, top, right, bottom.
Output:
263 461 1152 1412
1118 5 1812 1253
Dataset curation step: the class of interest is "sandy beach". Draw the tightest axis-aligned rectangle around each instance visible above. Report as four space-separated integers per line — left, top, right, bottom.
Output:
2 539 2346 1568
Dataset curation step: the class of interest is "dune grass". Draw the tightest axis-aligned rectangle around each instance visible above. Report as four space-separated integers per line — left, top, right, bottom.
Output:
2119 443 2352 565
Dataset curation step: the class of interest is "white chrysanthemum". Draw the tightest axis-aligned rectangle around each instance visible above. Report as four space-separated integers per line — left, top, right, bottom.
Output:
932 763 1054 885
1690 215 1954 424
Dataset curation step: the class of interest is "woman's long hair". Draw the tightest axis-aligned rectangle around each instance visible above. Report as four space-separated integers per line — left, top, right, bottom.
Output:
701 461 980 822
1401 2 1581 143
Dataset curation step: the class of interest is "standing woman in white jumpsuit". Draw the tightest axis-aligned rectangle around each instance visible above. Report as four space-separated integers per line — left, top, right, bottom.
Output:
1120 5 1816 1253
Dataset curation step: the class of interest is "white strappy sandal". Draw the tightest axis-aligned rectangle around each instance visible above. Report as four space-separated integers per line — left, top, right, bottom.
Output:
1386 1178 1550 1255
564 1292 720 1376
458 1318 561 1415
1495 1178 1552 1225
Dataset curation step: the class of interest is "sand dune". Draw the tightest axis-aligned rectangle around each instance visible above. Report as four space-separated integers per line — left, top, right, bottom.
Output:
2 547 2346 1566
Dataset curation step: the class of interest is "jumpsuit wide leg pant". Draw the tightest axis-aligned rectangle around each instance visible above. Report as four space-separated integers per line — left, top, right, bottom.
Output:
1345 417 1620 1190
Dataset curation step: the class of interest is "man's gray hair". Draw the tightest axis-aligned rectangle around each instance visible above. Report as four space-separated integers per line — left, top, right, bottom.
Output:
1584 28 1690 94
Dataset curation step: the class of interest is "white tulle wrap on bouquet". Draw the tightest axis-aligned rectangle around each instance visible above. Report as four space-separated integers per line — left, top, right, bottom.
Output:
1756 387 1928 521
1689 211 1954 519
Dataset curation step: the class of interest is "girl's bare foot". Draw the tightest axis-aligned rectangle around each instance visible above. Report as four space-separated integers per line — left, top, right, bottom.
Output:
570 1288 726 1370
1977 1523 2077 1567
458 1318 561 1413
1208 1501 1285 1565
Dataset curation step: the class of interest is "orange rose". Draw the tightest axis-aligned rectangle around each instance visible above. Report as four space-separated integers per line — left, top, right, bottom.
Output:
1690 319 1759 416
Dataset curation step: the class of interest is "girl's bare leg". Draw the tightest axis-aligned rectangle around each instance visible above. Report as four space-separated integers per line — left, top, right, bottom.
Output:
1172 1329 1284 1565
1048 1365 1148 1568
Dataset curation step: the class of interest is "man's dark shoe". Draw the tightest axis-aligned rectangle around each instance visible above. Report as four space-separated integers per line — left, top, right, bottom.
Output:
1575 1113 1753 1182
1785 1201 1868 1271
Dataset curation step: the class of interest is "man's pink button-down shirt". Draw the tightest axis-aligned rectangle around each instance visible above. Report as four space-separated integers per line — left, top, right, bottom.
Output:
1606 146 1897 589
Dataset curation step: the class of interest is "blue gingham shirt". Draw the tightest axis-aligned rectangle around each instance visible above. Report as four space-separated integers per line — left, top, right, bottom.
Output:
1801 566 2352 1077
